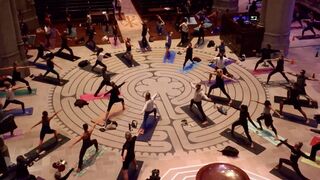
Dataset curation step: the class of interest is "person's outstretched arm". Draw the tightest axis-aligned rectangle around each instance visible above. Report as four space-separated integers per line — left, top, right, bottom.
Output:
248 114 258 129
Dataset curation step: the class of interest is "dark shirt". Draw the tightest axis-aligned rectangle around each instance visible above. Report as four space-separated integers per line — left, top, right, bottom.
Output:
297 75 307 87
82 131 91 147
102 72 111 82
275 58 284 71
239 111 250 123
142 25 147 36
121 136 137 161
216 75 224 87
199 26 204 37
283 141 309 163
20 22 29 36
186 47 193 58
61 35 68 46
47 59 54 69
12 69 21 79
16 163 30 178
261 48 279 59
41 118 51 130
126 42 131 52
110 87 120 100
289 87 300 101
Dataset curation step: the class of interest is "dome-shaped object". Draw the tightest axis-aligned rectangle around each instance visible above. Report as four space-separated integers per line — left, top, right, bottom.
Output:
196 163 250 180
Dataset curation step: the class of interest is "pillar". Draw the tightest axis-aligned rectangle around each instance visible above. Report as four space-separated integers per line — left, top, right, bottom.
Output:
0 0 29 76
261 0 296 55
213 0 239 13
15 0 39 29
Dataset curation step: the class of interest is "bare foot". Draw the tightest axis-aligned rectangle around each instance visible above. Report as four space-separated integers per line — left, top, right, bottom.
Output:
76 168 81 173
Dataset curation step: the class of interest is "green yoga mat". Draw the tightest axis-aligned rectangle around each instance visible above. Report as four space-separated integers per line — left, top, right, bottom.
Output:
74 145 106 177
248 122 286 146
0 88 36 97
301 153 320 168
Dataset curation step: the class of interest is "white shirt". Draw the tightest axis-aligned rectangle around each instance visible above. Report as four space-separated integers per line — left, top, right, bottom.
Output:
97 53 105 61
6 88 14 100
191 83 210 102
141 94 157 113
180 22 189 32
213 57 229 69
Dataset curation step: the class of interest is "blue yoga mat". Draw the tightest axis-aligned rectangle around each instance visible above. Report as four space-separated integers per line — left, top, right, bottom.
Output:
208 60 233 68
274 111 318 128
137 115 158 142
6 107 33 116
33 63 48 70
163 51 176 64
179 62 199 73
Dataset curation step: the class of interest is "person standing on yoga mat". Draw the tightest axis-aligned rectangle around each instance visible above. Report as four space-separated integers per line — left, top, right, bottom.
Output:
276 140 310 179
209 52 237 78
179 19 189 45
112 25 118 45
207 69 236 104
71 123 98 172
121 131 142 180
140 92 158 134
124 38 134 66
103 82 125 125
33 44 50 63
196 22 205 46
302 12 319 37
254 100 281 140
91 48 108 71
31 110 62 152
141 22 148 49
43 53 62 82
266 54 291 84
94 67 112 97
280 83 309 123
1 82 25 113
254 44 279 71
190 82 214 125
231 105 258 147
56 31 75 59
183 43 195 69
0 62 32 93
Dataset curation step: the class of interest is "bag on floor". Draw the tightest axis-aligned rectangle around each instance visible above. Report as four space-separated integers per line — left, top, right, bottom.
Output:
207 40 215 48
74 99 89 108
193 57 201 62
220 146 239 157
78 60 89 67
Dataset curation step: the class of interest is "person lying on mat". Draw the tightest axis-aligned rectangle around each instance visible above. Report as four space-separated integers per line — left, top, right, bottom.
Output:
140 92 158 134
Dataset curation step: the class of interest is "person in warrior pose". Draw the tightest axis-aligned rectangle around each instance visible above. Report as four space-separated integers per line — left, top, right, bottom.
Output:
140 92 158 134
266 54 291 84
43 52 62 82
276 140 311 180
254 44 280 70
254 100 281 140
183 43 195 69
0 82 26 113
209 52 238 78
91 48 108 71
231 104 258 147
33 44 50 63
207 69 237 104
56 31 75 59
94 67 112 97
70 123 98 172
123 38 134 66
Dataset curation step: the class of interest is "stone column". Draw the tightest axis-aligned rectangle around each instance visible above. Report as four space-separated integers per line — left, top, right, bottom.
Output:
0 0 28 75
213 0 239 13
262 0 296 55
15 0 39 29
258 0 268 27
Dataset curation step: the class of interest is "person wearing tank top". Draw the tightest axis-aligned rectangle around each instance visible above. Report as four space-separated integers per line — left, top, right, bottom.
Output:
266 55 291 84
71 123 98 172
1 82 25 113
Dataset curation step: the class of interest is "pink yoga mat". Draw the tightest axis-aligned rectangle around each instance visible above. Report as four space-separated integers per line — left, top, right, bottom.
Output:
252 68 273 75
2 129 23 140
80 92 110 101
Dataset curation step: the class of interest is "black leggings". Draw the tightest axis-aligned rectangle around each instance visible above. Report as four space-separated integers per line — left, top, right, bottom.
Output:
254 58 275 70
34 51 45 63
278 158 307 179
12 77 30 88
310 142 320 161
257 114 278 136
231 121 252 143
183 56 194 68
302 26 316 36
56 45 74 57
107 98 124 111
208 84 231 100
190 99 206 122
44 68 60 80
94 80 111 96
3 99 25 112
267 69 290 83
78 139 98 169
92 60 106 70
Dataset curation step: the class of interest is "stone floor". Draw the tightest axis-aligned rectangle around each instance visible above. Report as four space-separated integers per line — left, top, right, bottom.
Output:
1 0 320 180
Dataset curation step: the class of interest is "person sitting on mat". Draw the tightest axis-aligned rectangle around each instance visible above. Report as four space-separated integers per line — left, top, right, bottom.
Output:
33 43 50 63
183 43 195 69
56 31 75 60
231 104 258 147
266 54 292 84
94 67 112 97
70 123 98 173
276 140 311 180
121 131 143 180
0 62 32 93
253 100 281 140
31 110 62 152
123 38 134 66
209 52 238 78
42 52 63 83
190 82 215 125
286 69 318 103
280 83 309 123
140 92 158 134
91 48 109 71
0 82 26 113
0 102 17 136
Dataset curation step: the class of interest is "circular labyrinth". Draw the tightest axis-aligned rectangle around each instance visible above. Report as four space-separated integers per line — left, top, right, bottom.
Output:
50 47 267 156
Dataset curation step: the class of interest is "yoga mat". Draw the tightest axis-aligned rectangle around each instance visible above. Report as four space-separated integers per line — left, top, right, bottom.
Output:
179 61 199 73
32 76 69 86
54 52 80 62
200 79 233 86
252 67 274 75
220 128 266 155
269 166 303 180
109 38 122 48
163 51 176 64
6 107 33 116
295 34 320 40
24 134 70 166
2 129 23 140
117 161 143 180
137 115 159 142
75 145 106 177
208 60 233 68
85 43 100 52
180 105 215 128
311 136 320 146
0 88 36 98
208 95 242 109
80 93 111 101
138 41 151 52
248 122 286 146
301 153 320 169
274 96 318 108
115 53 140 67
274 111 318 128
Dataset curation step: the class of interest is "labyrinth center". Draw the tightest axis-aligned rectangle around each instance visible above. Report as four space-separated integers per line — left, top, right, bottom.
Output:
51 47 267 155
